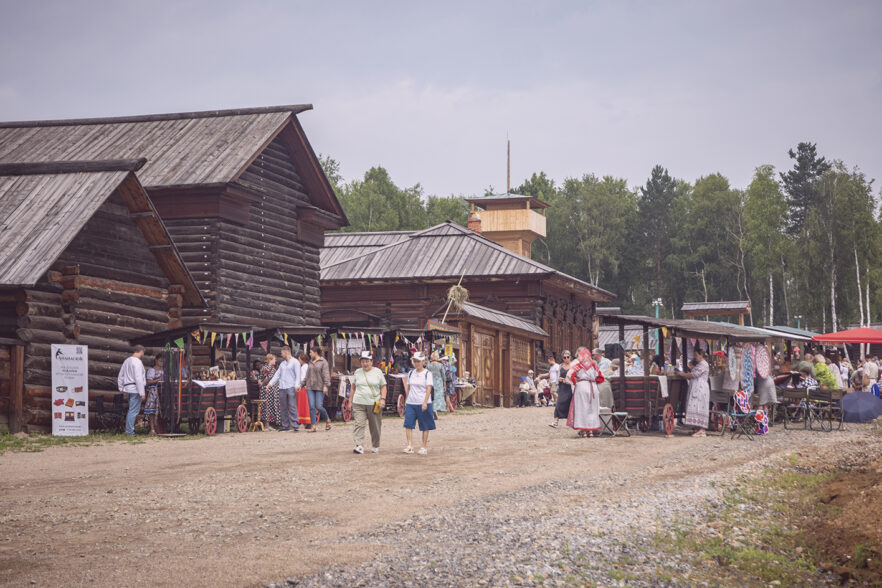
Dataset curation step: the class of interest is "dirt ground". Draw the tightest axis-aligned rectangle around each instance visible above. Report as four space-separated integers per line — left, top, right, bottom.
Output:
809 455 882 583
0 408 876 587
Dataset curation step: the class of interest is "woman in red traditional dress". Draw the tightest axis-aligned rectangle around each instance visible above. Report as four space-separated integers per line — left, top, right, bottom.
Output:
568 347 603 437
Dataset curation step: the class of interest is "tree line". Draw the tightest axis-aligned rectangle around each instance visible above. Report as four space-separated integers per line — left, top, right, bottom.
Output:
320 143 881 332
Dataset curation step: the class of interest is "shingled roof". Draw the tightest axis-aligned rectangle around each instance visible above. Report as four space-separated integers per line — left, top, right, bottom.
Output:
0 160 203 306
0 105 346 221
321 221 614 302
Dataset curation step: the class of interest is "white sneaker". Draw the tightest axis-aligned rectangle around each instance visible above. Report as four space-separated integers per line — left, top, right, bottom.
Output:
353 445 364 454
417 447 427 455
371 447 379 454
403 446 414 454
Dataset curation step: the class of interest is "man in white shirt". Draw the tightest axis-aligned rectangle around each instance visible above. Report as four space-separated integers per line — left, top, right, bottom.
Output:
593 348 611 372
268 346 302 431
117 345 147 436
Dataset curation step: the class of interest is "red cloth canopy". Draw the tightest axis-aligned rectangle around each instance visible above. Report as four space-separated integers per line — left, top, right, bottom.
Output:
812 327 882 344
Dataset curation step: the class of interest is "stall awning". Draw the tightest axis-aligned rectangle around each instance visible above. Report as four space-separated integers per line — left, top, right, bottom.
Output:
600 314 768 342
812 327 882 344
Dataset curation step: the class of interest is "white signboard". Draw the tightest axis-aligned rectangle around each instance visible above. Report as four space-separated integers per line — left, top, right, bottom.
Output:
51 344 89 436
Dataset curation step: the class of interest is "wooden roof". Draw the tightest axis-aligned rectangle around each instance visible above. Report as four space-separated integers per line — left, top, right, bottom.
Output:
601 314 772 342
0 105 347 222
444 302 548 338
681 300 751 314
0 160 204 306
320 231 413 266
320 221 615 302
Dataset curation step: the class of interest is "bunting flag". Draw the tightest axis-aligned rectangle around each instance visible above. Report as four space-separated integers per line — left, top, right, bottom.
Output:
395 334 400 343
259 340 268 352
191 328 202 344
342 331 347 340
283 333 289 345
225 333 232 348
174 337 185 349
310 338 315 349
379 333 383 344
241 332 247 344
210 332 217 347
247 334 253 349
317 334 323 346
662 327 668 337
635 335 642 347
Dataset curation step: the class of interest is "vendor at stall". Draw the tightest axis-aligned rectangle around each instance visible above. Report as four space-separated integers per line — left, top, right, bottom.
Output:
677 347 710 437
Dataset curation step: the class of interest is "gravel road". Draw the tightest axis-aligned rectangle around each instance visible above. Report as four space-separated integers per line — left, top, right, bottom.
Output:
1 407 878 587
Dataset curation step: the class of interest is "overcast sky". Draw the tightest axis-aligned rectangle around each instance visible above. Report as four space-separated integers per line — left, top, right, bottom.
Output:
1 0 880 197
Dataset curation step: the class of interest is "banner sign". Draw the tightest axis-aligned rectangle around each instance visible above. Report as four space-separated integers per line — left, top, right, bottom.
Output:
51 344 89 436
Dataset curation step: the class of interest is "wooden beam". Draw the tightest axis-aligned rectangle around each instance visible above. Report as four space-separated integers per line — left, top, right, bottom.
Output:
9 344 24 434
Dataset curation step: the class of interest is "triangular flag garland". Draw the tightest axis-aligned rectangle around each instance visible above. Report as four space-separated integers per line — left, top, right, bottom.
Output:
225 334 232 348
210 332 217 347
283 333 289 345
174 337 185 349
247 334 253 349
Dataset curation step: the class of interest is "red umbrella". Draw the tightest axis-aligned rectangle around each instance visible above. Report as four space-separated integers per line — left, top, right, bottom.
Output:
812 327 882 344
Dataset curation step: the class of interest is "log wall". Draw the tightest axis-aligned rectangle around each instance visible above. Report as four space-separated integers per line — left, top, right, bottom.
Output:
157 135 327 328
3 192 185 432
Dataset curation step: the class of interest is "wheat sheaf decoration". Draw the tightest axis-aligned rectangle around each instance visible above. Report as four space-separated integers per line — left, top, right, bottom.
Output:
441 274 469 324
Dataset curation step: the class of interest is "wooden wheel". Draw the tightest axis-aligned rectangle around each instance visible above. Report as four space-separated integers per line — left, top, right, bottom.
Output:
235 404 248 433
663 403 675 435
637 417 649 433
341 402 352 423
204 407 217 436
189 417 201 434
397 393 406 417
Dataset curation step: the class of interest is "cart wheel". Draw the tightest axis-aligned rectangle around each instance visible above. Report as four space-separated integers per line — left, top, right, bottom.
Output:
637 417 649 433
204 407 217 436
189 418 201 434
341 403 352 423
235 404 248 433
663 403 675 435
397 394 406 418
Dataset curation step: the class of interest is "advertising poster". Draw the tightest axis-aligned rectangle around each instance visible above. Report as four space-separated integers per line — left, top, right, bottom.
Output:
51 344 89 436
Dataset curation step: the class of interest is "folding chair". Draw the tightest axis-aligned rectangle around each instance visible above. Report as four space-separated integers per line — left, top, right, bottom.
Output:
729 391 757 440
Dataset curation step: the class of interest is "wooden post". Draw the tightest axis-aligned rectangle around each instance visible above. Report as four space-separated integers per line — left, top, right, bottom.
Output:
10 344 24 434
618 322 626 409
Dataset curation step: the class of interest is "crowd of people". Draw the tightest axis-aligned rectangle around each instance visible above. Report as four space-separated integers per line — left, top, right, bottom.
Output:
116 341 881 445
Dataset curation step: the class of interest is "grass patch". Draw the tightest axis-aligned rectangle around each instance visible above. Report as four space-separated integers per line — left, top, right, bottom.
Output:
0 431 149 454
650 466 839 586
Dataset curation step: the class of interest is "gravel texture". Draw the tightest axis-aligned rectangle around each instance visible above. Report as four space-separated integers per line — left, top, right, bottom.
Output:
1 408 879 587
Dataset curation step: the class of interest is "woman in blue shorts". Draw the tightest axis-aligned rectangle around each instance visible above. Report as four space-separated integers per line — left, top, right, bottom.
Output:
402 351 436 455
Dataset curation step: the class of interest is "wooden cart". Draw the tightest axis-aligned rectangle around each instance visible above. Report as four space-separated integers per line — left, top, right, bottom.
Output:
157 349 248 435
609 376 689 434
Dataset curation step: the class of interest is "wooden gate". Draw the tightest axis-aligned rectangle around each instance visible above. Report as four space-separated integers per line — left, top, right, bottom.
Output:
471 331 496 406
0 339 24 433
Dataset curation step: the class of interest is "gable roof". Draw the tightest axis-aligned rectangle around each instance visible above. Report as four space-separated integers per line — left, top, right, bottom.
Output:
320 230 413 266
0 160 203 306
0 104 347 222
321 221 614 302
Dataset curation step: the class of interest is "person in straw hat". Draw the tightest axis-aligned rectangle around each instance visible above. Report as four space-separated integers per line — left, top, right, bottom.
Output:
402 351 436 455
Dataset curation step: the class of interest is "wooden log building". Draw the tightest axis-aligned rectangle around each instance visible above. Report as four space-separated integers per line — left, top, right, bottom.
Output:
0 105 348 430
0 105 348 389
0 160 203 433
320 222 615 405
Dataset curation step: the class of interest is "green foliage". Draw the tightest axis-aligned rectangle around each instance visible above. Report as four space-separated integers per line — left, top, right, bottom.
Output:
322 146 882 329
425 194 469 226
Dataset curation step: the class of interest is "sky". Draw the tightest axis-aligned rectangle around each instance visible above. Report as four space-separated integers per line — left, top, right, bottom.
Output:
1 0 880 197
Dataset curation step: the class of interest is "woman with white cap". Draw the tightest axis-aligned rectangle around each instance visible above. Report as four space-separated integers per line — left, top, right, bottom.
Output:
403 351 436 455
345 350 387 454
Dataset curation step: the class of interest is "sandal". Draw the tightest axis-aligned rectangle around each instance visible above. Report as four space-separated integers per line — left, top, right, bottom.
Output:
325 423 332 431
